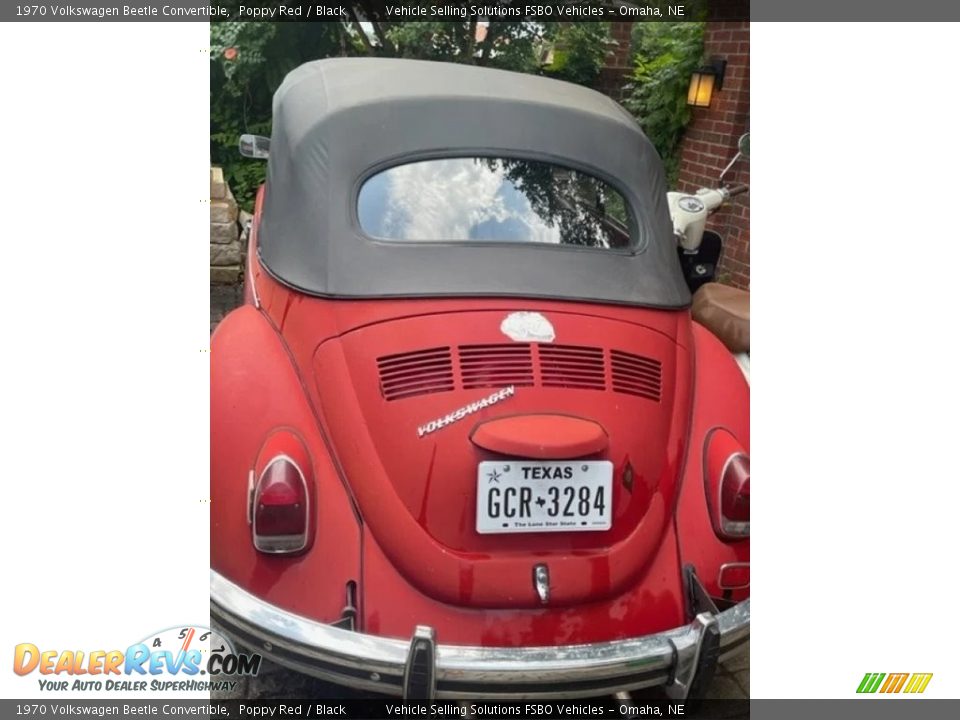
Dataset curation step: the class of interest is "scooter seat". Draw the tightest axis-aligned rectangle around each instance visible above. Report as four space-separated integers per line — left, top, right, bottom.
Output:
692 282 750 354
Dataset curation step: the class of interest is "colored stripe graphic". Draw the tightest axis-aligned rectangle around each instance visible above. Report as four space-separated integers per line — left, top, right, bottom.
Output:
880 673 909 693
904 673 933 694
857 672 932 694
857 673 885 693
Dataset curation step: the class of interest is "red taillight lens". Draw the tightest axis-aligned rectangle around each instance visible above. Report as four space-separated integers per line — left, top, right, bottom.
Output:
253 456 310 554
721 455 750 525
705 430 750 540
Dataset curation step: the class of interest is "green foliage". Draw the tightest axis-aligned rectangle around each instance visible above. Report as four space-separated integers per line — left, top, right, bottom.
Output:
622 22 705 185
542 23 614 86
478 22 545 74
386 22 469 62
210 22 344 208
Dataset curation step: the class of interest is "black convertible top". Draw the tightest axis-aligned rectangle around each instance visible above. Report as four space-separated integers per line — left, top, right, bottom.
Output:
258 57 690 308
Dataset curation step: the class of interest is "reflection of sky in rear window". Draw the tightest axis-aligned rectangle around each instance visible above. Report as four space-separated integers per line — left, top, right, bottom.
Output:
357 158 632 249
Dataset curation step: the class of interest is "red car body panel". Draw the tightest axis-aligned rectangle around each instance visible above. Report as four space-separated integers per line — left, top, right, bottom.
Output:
210 304 362 625
360 522 686 646
673 323 750 603
211 184 749 646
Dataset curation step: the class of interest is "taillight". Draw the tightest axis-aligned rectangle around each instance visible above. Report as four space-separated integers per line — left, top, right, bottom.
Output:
250 432 314 554
705 429 750 540
721 455 750 525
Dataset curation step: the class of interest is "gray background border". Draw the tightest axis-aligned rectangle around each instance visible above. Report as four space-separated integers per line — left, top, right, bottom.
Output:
3 2 960 23
2 700 960 717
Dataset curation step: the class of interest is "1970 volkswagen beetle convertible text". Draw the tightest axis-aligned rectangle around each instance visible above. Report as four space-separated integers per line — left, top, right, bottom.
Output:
211 58 749 700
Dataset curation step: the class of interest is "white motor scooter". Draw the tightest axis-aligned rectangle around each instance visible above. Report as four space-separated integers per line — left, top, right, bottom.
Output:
668 133 750 382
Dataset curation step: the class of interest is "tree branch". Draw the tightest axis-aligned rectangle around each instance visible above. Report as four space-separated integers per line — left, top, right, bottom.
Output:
367 20 396 56
464 18 478 63
356 0 397 55
337 21 349 56
345 9 375 55
478 23 499 66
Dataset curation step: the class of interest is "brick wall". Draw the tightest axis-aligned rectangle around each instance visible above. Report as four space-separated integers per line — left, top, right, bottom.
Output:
676 21 750 289
594 22 633 100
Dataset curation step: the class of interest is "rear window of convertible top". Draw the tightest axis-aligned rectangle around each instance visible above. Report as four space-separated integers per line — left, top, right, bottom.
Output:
357 157 636 251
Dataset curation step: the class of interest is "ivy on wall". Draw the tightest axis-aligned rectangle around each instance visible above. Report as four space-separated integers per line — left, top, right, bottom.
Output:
622 22 706 185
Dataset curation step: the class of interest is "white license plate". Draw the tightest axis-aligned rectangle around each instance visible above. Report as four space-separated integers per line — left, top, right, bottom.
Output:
476 460 613 534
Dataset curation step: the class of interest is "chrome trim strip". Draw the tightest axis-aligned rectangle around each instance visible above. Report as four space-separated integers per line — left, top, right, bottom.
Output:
249 262 261 309
733 352 750 384
210 570 749 699
716 600 751 662
247 218 260 310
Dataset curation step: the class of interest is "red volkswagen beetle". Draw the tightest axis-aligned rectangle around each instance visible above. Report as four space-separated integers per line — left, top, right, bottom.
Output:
211 58 749 700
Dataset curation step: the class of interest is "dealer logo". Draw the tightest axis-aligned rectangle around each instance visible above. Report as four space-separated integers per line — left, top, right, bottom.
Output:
856 672 933 694
13 625 260 693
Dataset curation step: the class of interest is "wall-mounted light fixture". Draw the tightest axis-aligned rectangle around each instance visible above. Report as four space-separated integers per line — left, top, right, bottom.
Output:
687 58 727 108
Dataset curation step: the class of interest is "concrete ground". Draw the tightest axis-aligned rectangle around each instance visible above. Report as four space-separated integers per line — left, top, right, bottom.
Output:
713 645 750 700
211 647 748 703
210 285 749 705
210 283 243 334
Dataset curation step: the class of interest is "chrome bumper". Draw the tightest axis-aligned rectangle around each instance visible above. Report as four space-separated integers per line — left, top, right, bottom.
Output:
210 570 749 700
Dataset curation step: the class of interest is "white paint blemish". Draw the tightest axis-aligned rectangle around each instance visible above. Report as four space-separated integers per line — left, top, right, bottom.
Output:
500 312 555 343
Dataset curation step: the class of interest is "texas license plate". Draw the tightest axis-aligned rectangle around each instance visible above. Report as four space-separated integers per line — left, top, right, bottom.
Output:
476 460 613 534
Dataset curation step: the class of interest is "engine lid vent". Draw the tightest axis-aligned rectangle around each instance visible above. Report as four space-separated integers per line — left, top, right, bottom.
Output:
376 343 663 403
459 344 535 389
377 347 455 401
539 344 606 390
610 350 662 401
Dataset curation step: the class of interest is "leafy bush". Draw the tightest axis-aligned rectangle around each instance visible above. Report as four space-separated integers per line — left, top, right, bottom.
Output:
210 22 346 209
542 22 615 86
622 22 705 185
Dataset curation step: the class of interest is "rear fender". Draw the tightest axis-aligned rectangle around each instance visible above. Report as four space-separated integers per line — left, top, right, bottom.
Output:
674 323 750 603
211 306 361 624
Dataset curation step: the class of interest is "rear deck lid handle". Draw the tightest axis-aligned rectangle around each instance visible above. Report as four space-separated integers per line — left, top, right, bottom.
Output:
470 414 608 459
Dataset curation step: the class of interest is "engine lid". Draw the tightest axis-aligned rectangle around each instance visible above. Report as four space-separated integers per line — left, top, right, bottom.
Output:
311 308 692 608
